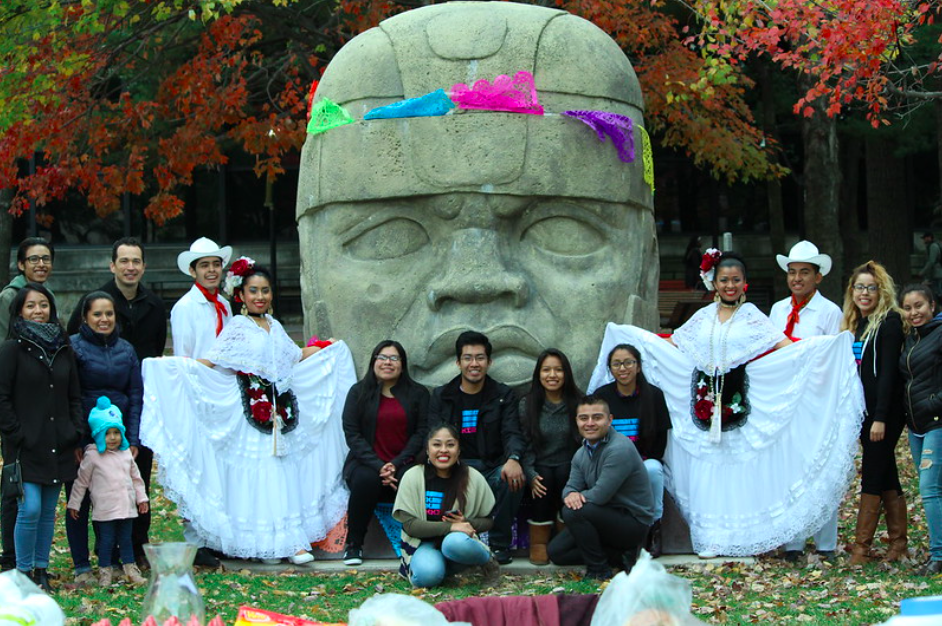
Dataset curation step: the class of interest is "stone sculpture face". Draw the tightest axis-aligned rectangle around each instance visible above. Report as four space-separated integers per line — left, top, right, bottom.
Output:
297 1 658 388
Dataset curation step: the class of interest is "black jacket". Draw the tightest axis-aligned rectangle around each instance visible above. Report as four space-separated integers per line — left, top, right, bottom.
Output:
428 375 524 470
900 316 942 435
856 310 904 426
342 378 430 482
0 337 85 484
70 324 144 447
67 280 167 361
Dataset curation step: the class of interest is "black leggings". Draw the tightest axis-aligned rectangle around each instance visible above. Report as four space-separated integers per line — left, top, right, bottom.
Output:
860 417 904 496
529 463 570 523
345 462 399 548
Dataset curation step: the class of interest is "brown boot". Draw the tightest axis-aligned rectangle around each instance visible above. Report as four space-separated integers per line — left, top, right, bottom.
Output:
849 493 883 565
123 563 147 585
528 522 552 565
882 490 909 562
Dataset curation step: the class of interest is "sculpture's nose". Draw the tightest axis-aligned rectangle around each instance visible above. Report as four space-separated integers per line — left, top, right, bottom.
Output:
427 228 529 312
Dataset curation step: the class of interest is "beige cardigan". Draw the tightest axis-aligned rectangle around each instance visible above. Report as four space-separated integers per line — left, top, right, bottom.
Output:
392 464 495 568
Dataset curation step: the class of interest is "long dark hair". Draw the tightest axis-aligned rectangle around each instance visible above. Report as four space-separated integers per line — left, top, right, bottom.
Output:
421 422 470 512
11 282 59 326
356 340 418 416
606 343 657 444
521 348 581 448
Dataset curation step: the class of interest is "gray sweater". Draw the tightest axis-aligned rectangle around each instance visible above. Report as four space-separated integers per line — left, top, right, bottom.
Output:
563 429 654 526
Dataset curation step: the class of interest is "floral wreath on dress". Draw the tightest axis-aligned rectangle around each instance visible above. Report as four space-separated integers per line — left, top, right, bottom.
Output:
224 256 256 301
699 248 722 291
691 369 750 433
236 372 299 435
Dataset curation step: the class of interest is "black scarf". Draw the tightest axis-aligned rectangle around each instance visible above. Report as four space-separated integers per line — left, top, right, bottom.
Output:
12 317 68 357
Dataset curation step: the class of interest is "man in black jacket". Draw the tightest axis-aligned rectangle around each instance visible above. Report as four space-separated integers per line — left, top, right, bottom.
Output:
428 330 525 564
66 237 168 566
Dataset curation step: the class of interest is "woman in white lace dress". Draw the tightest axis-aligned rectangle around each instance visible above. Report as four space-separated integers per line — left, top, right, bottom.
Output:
589 251 864 557
141 259 356 562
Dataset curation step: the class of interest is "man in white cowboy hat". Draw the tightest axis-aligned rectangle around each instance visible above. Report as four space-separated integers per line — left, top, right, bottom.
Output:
769 240 843 562
170 237 233 361
167 237 233 567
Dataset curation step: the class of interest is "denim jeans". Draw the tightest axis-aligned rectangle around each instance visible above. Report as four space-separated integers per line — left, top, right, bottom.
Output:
64 481 93 574
15 482 61 572
408 532 492 588
97 518 135 568
465 460 523 551
644 459 664 521
911 429 942 561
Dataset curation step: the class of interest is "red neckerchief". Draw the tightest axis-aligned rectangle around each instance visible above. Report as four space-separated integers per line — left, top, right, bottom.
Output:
193 282 228 336
784 293 812 340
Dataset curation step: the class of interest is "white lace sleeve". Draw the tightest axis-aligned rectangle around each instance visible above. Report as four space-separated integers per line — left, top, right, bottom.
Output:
206 316 301 388
673 303 786 373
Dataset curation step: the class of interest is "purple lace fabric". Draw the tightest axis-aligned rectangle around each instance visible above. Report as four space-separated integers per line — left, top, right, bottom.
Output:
450 70 544 115
562 110 635 163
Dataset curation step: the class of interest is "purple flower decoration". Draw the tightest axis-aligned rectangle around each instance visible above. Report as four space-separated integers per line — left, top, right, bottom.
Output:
562 110 635 163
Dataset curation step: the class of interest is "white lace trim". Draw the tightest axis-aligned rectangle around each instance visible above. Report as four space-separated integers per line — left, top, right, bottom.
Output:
206 315 301 389
672 303 786 374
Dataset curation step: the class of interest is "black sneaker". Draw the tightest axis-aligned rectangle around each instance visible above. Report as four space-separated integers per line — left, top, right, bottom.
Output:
343 546 363 566
194 547 220 568
493 548 513 565
584 567 613 581
783 550 803 563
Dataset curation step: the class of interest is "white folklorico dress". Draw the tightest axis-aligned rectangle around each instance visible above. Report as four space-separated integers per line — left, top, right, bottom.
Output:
588 303 864 556
141 315 356 559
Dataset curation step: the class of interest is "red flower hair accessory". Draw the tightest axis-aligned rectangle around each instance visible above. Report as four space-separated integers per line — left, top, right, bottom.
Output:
699 248 722 291
224 256 256 301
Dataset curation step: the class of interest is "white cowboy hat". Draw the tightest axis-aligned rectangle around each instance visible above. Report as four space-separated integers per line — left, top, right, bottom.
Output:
776 240 832 276
176 237 233 275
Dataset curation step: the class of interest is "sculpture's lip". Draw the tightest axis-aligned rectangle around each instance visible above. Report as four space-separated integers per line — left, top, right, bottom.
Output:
415 324 545 385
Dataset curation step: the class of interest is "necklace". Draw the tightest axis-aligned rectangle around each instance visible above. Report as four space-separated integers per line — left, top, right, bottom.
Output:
719 299 740 308
705 302 741 442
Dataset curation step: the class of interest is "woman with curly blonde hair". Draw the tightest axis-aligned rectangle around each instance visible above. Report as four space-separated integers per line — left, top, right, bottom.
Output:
841 260 907 564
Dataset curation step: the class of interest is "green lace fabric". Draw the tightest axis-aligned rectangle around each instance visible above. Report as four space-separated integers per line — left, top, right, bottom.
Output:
640 125 655 192
307 98 355 135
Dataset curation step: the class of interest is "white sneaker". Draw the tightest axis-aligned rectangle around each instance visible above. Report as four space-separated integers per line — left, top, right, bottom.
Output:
697 549 719 559
288 551 315 565
260 558 281 565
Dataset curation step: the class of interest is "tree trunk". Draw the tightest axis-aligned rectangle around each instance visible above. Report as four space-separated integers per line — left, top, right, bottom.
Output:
866 136 911 285
759 62 787 301
800 87 843 301
0 190 14 287
840 135 862 284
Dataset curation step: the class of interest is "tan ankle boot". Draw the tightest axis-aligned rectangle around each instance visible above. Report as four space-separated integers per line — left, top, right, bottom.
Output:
882 491 908 562
99 567 113 587
528 522 552 565
849 493 883 565
123 563 147 585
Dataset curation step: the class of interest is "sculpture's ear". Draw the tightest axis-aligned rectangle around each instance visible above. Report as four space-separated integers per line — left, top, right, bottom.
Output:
623 294 658 332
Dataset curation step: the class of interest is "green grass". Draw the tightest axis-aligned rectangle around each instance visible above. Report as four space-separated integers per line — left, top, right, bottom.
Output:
41 449 942 625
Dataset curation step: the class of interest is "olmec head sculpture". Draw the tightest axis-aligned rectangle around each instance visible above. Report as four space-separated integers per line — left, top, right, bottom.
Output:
297 1 658 388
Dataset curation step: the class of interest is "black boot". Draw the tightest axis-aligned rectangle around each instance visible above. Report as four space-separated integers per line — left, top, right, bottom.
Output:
645 520 662 559
32 568 52 592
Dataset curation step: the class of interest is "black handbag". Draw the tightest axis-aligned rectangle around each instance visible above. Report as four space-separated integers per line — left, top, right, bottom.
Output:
2 456 23 499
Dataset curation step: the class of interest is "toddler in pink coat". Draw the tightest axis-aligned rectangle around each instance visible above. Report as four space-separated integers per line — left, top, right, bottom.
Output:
67 397 149 587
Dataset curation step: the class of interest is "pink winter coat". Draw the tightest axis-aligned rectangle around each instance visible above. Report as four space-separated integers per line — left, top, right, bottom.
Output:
68 445 148 522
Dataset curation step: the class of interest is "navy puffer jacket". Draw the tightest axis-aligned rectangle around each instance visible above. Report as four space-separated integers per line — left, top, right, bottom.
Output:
70 324 143 446
900 315 942 435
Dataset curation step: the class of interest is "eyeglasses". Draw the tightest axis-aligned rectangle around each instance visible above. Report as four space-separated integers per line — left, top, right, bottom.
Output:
853 284 879 293
460 354 488 363
375 355 401 362
610 360 638 370
25 255 52 265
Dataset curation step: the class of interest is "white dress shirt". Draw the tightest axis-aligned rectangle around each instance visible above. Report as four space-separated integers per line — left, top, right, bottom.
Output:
769 290 842 339
170 284 233 359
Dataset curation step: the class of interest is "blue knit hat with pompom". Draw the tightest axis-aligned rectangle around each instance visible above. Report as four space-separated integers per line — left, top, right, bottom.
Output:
88 396 128 453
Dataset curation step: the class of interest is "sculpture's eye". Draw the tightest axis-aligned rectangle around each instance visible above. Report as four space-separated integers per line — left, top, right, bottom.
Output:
343 217 430 260
521 215 605 257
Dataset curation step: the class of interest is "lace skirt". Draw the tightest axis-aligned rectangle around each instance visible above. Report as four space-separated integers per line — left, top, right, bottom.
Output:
140 342 357 559
589 324 865 556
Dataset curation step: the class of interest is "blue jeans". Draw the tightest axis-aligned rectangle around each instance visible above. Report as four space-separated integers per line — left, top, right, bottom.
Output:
911 429 942 562
644 459 664 521
408 532 492 588
97 518 135 568
15 482 61 572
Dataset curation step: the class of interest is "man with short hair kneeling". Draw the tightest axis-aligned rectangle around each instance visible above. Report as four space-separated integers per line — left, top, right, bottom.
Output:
547 395 654 580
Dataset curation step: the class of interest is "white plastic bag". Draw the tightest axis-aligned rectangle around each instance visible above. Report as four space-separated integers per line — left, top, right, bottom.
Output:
348 593 471 626
590 551 704 626
0 569 65 626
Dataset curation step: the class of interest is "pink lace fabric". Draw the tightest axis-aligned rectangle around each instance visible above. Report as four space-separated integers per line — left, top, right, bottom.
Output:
450 70 544 115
